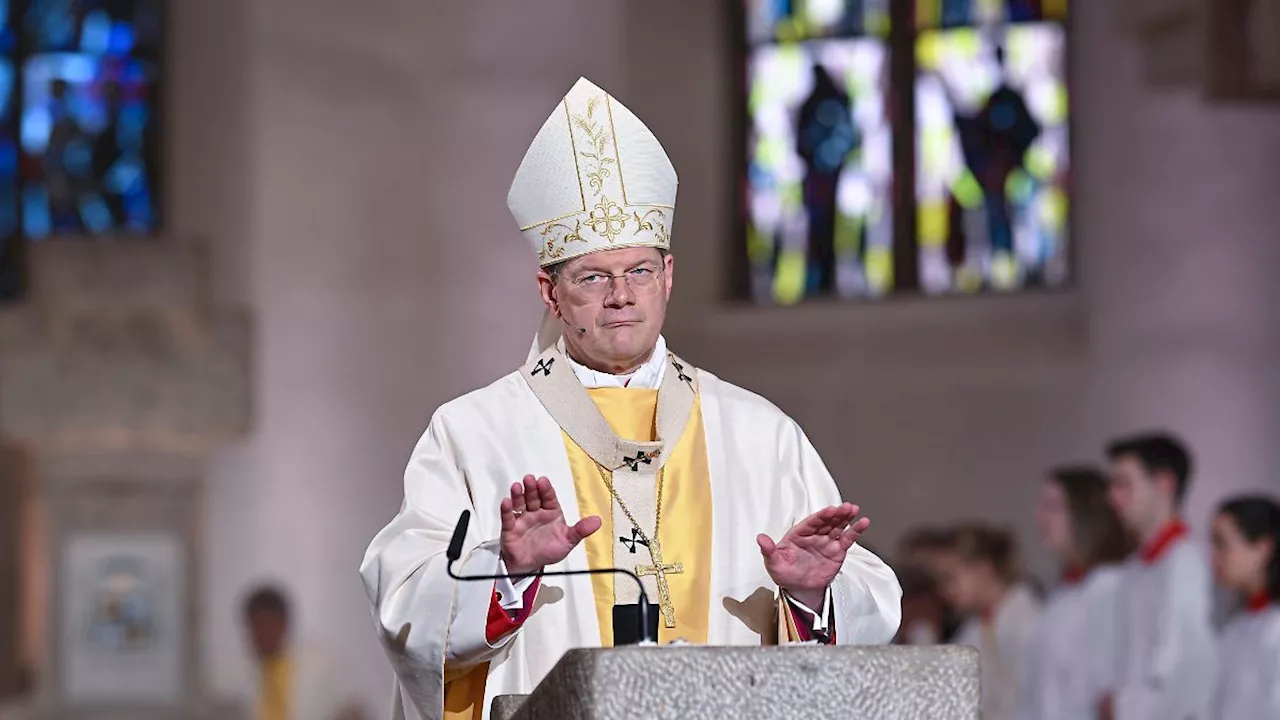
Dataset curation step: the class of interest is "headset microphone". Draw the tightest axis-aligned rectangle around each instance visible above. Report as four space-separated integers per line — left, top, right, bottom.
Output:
560 315 587 334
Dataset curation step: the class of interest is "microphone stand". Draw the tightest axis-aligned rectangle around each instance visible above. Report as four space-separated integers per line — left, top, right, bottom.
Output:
444 509 657 645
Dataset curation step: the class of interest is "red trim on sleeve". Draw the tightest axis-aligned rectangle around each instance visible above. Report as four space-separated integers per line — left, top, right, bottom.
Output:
484 578 541 644
786 599 836 644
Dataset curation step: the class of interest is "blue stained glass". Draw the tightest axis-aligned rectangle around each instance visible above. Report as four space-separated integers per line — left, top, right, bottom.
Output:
17 0 162 240
108 23 135 54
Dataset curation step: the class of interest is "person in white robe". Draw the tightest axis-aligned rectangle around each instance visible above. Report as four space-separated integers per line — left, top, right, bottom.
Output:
1208 495 1280 720
359 77 902 720
1101 432 1216 720
1023 466 1132 720
934 523 1042 720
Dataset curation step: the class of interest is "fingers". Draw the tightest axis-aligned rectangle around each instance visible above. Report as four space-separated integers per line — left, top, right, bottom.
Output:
522 475 542 512
794 503 861 537
756 533 777 556
536 477 559 511
511 477 531 514
839 517 871 550
500 497 515 531
571 516 602 543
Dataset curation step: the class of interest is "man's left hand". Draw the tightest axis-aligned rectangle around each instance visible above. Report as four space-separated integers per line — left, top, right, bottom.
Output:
757 503 869 609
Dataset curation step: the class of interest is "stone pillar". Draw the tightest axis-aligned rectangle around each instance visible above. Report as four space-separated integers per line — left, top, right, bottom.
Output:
1074 0 1280 521
0 241 251 719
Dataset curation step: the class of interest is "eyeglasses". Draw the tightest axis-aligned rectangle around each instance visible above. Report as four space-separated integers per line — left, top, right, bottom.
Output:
566 265 664 299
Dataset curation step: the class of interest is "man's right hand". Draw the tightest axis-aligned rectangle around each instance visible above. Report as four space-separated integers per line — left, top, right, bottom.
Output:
499 475 601 576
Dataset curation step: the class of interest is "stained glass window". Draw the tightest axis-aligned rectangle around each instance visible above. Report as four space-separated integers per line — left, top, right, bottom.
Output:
0 0 161 301
20 0 163 239
738 0 1070 304
0 0 19 300
914 0 1070 294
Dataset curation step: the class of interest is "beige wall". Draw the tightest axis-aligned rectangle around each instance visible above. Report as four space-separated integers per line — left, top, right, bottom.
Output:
158 0 1280 716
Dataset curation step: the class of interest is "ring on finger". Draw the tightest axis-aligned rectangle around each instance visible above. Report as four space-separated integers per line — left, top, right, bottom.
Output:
512 509 525 517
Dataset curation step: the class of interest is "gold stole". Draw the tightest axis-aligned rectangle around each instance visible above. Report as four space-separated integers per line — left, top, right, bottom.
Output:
441 387 714 719
568 387 712 646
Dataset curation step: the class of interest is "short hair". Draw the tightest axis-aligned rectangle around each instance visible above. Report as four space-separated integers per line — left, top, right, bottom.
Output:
1048 465 1134 566
942 523 1022 584
896 527 952 555
1217 495 1280 602
1106 431 1193 504
544 248 669 280
242 585 290 620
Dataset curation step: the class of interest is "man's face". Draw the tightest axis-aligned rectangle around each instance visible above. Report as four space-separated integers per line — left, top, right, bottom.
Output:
246 609 287 659
1035 480 1073 560
1107 454 1167 536
539 247 673 373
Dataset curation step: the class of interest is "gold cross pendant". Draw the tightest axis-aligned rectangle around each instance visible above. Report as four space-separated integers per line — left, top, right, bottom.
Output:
636 542 684 629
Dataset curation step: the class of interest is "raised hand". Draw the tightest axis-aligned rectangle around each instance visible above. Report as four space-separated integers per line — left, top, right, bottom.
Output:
500 475 602 576
757 503 869 608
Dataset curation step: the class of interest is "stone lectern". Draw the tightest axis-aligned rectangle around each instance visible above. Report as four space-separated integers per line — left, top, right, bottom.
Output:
490 645 979 720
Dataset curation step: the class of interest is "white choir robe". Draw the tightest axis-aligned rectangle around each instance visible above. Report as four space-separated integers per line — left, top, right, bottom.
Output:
1022 566 1125 720
1108 533 1217 720
359 366 902 720
1213 603 1280 720
952 583 1042 720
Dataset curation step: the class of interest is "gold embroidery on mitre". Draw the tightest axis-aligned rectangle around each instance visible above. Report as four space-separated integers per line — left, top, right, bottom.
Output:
586 196 628 242
571 96 616 196
516 82 676 266
539 219 586 261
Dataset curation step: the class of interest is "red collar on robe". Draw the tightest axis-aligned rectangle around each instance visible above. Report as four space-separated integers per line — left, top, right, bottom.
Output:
1061 564 1089 585
1140 519 1190 564
1247 591 1273 613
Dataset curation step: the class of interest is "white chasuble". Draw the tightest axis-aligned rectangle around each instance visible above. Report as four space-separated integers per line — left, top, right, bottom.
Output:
359 352 902 720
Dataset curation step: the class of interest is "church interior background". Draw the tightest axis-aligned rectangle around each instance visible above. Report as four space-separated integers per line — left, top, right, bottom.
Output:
0 0 1278 717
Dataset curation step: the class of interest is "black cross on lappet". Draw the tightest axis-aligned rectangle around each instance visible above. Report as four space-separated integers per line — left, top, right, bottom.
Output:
619 527 650 554
622 450 654 472
532 358 555 377
671 359 693 387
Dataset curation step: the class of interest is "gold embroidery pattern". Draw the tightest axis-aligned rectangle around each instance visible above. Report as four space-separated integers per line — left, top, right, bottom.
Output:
571 96 616 195
539 219 586 261
586 196 628 242
632 208 670 245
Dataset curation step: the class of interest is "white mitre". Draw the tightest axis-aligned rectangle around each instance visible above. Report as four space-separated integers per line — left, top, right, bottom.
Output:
509 77 678 360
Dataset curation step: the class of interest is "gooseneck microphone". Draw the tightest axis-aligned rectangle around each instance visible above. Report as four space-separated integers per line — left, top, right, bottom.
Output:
444 509 657 645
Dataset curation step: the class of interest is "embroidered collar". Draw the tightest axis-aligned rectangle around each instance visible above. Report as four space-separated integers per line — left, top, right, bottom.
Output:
562 335 668 389
1247 591 1273 614
1140 519 1190 565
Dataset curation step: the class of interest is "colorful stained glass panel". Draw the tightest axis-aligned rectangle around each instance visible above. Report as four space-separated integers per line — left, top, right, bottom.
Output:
914 22 1068 294
745 38 893 304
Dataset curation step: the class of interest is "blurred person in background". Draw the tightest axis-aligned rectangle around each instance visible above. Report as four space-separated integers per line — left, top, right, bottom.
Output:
893 565 950 645
1023 466 1133 720
894 527 961 643
1209 495 1280 720
935 523 1041 720
1100 432 1215 720
240 585 365 720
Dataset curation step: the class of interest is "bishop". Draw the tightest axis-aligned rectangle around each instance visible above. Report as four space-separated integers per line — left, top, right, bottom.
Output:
359 77 902 720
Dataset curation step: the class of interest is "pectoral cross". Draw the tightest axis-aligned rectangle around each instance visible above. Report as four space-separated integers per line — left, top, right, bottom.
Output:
635 539 683 629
